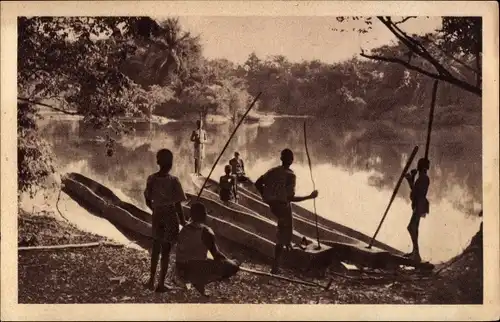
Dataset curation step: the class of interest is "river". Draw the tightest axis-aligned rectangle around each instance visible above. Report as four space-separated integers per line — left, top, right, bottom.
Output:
35 115 482 264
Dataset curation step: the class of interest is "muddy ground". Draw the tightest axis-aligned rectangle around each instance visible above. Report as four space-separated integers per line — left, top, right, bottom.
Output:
18 210 482 304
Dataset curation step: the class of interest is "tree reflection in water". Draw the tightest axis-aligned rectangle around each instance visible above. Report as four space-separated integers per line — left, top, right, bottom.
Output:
38 117 482 262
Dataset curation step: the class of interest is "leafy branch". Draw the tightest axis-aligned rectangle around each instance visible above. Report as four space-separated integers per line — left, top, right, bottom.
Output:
17 97 79 115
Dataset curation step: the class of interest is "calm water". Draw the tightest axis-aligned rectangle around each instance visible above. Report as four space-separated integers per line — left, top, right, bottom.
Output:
37 116 482 263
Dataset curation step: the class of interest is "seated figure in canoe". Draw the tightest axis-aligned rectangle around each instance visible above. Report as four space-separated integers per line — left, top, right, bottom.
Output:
143 148 188 292
176 202 240 296
219 164 238 204
229 151 250 183
404 157 430 263
255 148 318 274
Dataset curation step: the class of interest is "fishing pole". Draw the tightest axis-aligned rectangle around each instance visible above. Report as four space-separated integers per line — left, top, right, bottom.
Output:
367 145 419 249
303 121 321 250
196 92 262 199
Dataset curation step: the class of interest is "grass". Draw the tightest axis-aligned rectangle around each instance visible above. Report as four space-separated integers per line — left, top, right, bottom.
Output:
17 210 483 304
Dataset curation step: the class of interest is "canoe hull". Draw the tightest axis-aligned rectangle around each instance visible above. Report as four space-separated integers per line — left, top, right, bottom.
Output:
62 175 153 250
192 174 433 270
62 173 336 270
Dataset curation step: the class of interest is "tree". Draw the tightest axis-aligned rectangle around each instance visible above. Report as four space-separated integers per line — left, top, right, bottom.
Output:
17 16 169 195
123 18 203 87
335 16 482 97
177 58 251 118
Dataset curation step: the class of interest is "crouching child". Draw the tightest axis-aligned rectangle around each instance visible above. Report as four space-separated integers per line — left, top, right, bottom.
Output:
176 202 240 296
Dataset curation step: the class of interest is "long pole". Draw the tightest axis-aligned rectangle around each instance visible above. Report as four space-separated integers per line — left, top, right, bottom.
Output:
239 266 333 290
303 121 321 249
196 92 262 199
367 145 419 249
425 80 439 160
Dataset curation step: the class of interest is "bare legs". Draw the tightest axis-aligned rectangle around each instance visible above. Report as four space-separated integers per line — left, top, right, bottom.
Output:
406 213 421 262
145 240 173 292
271 244 284 274
271 243 293 274
144 241 161 290
156 243 173 292
194 158 203 176
270 204 293 274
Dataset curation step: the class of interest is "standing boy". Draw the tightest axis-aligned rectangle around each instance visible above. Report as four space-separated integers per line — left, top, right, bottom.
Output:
176 202 240 297
144 149 188 292
404 157 430 262
255 148 318 274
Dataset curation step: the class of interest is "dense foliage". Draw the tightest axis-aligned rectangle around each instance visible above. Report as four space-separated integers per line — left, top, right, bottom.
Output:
17 16 482 195
17 17 198 193
17 102 55 196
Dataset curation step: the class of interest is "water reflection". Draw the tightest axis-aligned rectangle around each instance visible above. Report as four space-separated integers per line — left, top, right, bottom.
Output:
39 117 482 263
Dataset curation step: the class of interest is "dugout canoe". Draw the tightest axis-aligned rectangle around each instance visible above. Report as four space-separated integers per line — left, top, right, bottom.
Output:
193 174 372 247
234 177 404 255
61 173 153 250
192 174 434 270
61 172 337 271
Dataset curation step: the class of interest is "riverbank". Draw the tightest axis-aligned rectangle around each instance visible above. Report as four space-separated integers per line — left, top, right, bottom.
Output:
18 207 483 304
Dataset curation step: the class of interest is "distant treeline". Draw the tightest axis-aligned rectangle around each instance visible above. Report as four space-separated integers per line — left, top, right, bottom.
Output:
122 48 481 128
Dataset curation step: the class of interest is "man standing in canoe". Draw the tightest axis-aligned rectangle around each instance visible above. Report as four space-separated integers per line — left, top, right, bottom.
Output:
255 148 318 274
144 149 188 292
190 119 207 176
404 157 430 262
229 151 249 183
176 202 240 296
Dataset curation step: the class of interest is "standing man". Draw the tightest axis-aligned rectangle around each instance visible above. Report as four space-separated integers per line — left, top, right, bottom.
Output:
190 119 207 176
404 157 430 262
255 148 318 274
229 151 249 183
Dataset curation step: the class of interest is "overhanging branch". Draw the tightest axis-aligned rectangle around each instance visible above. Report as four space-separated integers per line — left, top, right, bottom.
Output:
374 17 481 97
17 97 80 115
378 17 453 78
393 17 417 25
360 53 441 79
359 53 482 96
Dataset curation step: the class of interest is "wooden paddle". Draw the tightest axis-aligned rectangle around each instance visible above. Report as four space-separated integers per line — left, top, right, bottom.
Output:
303 121 321 249
367 145 419 249
196 92 262 200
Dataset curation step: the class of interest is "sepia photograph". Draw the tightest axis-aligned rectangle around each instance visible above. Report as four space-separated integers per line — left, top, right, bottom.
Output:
1 1 499 320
